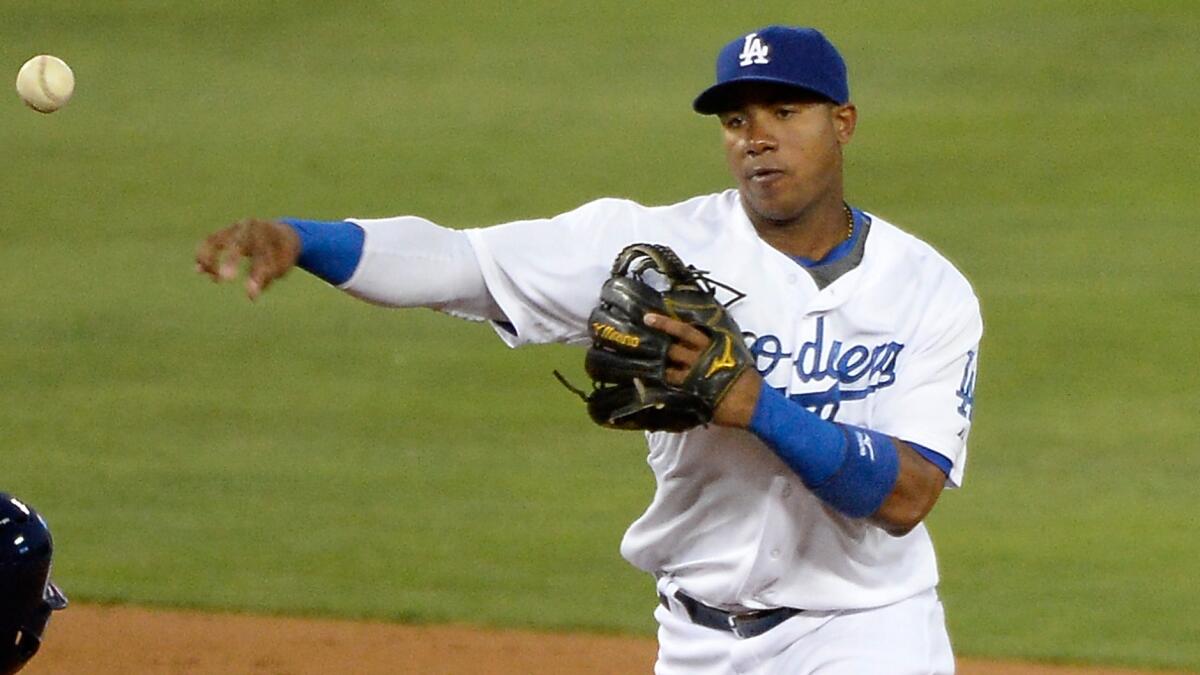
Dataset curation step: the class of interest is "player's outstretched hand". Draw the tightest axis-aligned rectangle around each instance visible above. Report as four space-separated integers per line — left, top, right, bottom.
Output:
194 218 301 300
643 312 763 429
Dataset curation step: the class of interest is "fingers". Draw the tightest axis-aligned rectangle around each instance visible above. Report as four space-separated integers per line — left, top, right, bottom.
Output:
195 220 253 283
663 343 700 386
646 313 710 386
644 313 709 349
246 238 279 301
244 223 272 300
225 221 254 280
246 270 264 301
194 224 240 281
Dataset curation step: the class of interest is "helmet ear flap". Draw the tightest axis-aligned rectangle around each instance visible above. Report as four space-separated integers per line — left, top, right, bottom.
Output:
13 603 51 657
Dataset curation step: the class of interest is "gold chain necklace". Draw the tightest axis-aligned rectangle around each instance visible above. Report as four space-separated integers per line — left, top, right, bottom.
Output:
843 205 854 241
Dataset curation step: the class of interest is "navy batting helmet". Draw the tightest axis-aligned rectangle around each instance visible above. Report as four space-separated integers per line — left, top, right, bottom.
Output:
0 493 67 675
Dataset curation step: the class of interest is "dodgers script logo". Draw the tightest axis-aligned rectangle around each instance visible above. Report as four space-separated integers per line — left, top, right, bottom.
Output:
746 317 904 419
738 33 770 66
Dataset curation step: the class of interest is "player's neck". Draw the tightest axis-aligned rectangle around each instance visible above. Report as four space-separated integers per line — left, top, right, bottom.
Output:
746 197 852 261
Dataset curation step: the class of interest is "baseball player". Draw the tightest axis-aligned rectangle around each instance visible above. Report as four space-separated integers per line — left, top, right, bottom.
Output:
0 493 68 675
196 25 980 674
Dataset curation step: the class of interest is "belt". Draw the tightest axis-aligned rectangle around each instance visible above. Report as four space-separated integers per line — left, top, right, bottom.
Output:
659 590 803 639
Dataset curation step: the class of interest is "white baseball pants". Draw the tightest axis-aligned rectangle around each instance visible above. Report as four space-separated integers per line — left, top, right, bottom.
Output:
653 587 954 674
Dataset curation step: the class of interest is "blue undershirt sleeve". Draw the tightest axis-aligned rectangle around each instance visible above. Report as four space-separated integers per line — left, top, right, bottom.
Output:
279 218 365 286
748 382 901 518
907 442 952 478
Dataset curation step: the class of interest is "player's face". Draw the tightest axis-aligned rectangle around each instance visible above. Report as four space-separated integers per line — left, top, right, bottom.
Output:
718 84 856 227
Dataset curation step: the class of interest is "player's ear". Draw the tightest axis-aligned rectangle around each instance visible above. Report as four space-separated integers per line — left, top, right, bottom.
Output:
832 103 857 144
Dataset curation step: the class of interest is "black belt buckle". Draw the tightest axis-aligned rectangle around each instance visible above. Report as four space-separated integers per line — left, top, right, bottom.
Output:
726 612 753 639
727 607 786 639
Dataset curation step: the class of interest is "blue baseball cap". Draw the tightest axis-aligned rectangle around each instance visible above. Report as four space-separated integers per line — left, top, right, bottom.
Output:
693 26 849 114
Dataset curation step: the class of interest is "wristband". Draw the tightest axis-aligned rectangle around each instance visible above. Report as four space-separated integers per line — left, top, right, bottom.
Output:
280 218 365 285
749 382 900 518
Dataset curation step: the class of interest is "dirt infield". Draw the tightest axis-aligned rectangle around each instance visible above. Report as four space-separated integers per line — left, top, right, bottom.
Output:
23 604 1186 674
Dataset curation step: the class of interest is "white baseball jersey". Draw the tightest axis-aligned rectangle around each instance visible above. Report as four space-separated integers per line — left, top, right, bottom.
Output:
351 188 982 614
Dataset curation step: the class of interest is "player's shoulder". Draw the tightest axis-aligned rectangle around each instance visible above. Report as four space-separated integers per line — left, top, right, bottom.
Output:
863 211 979 307
571 191 736 222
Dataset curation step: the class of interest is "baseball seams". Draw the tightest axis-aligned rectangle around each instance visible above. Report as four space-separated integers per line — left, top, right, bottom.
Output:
32 56 63 112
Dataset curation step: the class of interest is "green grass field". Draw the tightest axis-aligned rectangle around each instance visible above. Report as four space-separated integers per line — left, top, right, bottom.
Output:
3 1 1197 671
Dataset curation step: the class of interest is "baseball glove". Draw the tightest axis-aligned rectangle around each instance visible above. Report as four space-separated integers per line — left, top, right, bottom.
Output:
558 243 752 432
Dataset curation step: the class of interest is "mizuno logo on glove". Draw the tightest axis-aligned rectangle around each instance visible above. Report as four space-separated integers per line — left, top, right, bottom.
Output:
592 322 641 348
704 335 738 378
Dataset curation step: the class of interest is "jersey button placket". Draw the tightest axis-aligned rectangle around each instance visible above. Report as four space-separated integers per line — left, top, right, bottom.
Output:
753 480 789 594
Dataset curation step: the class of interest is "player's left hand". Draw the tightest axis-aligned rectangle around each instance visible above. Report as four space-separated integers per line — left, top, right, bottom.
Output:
576 243 755 432
644 312 763 429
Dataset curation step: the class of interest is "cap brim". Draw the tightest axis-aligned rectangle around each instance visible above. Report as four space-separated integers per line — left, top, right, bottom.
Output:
692 76 838 114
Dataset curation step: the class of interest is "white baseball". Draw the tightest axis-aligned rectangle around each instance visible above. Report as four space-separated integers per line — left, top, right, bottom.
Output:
16 55 75 113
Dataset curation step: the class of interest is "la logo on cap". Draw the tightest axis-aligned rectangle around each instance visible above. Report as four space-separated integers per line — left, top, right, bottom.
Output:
738 32 770 66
